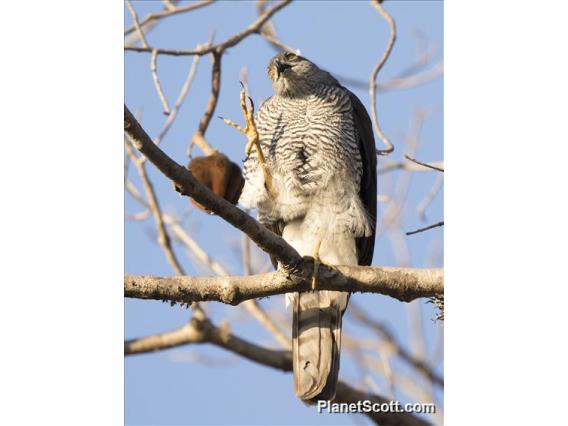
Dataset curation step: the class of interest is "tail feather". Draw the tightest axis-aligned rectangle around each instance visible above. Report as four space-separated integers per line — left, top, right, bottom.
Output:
293 290 345 401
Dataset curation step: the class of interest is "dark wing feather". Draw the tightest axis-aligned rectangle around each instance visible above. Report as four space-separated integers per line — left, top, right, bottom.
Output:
345 89 377 266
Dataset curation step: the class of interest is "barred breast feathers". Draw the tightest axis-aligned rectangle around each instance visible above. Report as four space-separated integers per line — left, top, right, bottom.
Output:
239 84 373 238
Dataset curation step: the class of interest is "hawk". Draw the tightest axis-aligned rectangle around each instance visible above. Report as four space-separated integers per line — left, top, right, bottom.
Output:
239 52 377 401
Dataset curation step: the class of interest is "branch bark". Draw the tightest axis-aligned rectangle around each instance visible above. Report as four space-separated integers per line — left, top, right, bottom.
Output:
124 266 443 306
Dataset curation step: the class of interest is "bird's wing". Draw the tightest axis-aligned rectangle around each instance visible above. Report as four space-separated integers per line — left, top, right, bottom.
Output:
345 89 377 266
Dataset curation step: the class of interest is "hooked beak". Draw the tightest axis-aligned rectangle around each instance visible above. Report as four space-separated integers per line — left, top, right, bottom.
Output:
274 60 292 77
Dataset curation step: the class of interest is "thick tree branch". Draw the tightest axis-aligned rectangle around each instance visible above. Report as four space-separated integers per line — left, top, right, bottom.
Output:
125 315 433 426
124 266 443 306
124 105 302 269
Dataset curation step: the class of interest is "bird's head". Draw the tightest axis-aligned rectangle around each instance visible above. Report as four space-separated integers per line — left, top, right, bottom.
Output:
267 52 336 98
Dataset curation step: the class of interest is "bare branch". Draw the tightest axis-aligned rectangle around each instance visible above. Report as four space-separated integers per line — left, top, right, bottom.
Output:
190 50 221 155
126 2 173 116
124 0 215 37
125 314 433 426
124 105 302 268
126 179 291 348
404 155 444 173
417 173 444 221
379 160 444 175
370 0 396 155
380 62 443 91
256 0 298 53
154 52 202 146
124 266 443 306
124 143 205 316
339 61 443 93
124 1 293 57
124 140 185 276
125 0 149 48
350 302 444 387
378 109 427 237
150 49 172 115
406 221 444 236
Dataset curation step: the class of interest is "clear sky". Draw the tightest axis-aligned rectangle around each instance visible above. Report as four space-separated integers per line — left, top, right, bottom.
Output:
125 1 443 425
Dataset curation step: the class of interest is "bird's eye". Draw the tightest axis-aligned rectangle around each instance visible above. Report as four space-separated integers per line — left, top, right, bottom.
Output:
284 52 298 61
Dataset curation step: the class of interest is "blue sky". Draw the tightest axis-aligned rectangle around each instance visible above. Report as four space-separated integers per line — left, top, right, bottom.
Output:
125 1 443 424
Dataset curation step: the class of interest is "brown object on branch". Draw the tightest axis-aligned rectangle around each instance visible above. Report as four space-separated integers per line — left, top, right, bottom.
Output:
125 313 433 426
124 104 302 269
124 265 443 306
187 152 244 213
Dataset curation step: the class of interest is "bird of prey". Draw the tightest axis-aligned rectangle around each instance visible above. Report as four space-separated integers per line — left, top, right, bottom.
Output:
236 52 377 401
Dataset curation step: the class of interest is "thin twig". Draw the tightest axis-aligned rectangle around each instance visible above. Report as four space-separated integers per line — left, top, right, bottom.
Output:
378 109 427 237
349 301 444 388
379 159 444 175
124 0 215 37
150 49 172 115
370 0 397 155
124 140 184 276
406 221 444 236
379 62 443 91
405 155 444 172
125 0 149 48
123 148 206 317
337 32 439 90
339 61 443 93
124 1 293 57
256 0 298 53
417 173 444 221
153 42 206 147
190 50 221 156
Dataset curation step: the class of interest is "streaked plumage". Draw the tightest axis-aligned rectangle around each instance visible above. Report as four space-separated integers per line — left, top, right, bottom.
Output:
239 52 377 401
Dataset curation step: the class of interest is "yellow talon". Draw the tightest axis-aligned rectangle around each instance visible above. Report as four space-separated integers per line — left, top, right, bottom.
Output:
221 82 277 199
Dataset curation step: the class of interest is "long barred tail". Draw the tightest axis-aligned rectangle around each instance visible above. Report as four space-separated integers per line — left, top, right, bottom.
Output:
292 290 344 401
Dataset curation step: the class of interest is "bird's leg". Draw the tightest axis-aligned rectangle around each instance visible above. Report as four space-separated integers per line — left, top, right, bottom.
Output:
310 239 322 291
220 83 277 199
